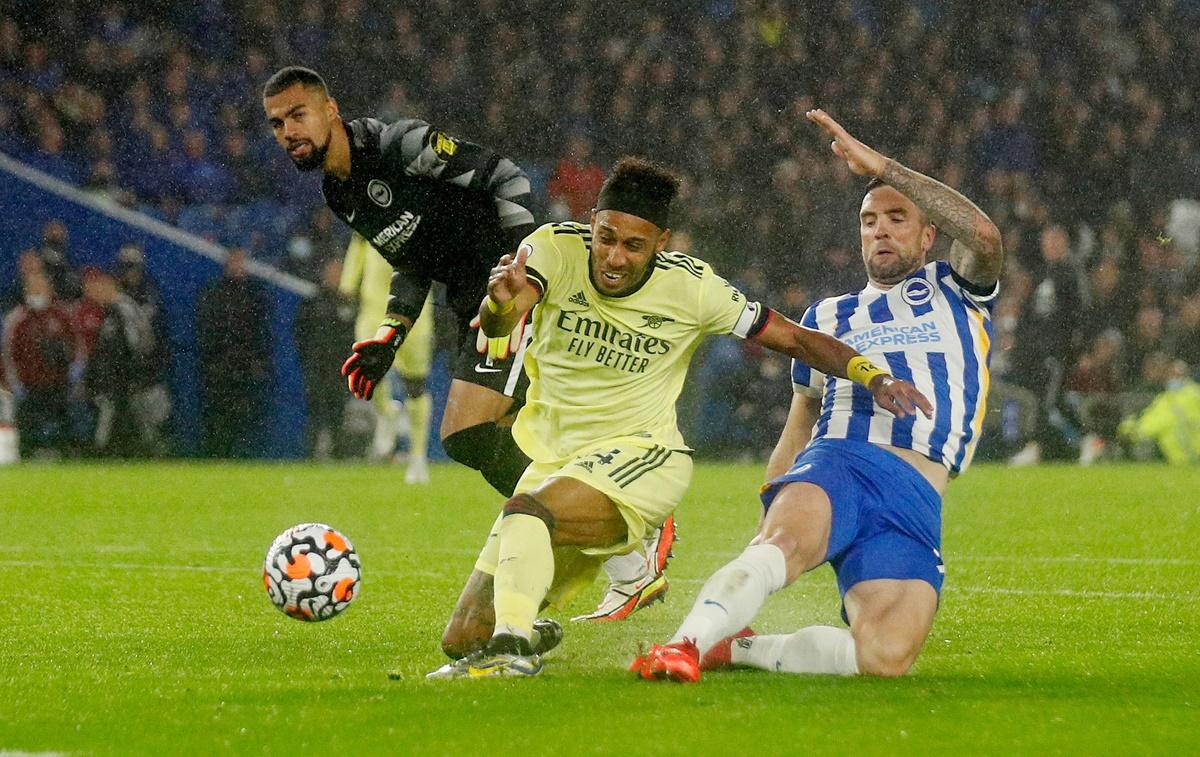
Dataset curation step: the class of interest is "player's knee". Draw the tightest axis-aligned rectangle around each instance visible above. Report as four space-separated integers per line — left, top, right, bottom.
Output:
756 531 809 585
441 423 499 470
852 624 919 677
502 493 556 533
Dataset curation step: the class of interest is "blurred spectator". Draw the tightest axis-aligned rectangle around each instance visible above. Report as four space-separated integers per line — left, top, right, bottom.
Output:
1066 329 1125 466
1119 360 1200 464
37 220 82 301
293 258 356 459
81 268 163 456
195 249 271 457
1 273 80 459
547 133 604 221
1010 224 1085 463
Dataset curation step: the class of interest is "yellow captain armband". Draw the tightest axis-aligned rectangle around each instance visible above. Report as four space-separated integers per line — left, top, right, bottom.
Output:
847 355 889 388
485 295 515 316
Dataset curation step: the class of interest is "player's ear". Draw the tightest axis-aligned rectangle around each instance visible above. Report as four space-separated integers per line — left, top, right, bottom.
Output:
327 96 339 120
922 223 936 254
657 228 672 253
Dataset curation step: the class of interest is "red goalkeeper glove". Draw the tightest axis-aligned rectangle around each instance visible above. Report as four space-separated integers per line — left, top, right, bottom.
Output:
341 319 405 400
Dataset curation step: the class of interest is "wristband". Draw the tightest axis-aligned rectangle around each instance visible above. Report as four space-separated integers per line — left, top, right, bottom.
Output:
485 295 515 315
847 355 888 388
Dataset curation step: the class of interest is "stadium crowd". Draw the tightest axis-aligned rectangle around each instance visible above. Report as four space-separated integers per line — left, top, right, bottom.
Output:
3 0 1200 462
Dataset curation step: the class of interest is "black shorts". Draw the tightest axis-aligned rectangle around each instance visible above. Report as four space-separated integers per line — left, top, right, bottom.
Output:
449 308 530 407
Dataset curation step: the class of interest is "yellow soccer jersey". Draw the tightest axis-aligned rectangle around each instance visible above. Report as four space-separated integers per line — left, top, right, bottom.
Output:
513 221 767 462
339 232 394 325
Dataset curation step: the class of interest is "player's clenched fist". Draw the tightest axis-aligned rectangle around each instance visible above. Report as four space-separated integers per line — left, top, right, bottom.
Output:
341 320 405 400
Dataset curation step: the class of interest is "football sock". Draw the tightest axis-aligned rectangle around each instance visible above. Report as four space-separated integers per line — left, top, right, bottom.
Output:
669 543 786 654
600 548 648 585
405 392 431 463
492 513 554 642
730 627 859 675
441 422 532 496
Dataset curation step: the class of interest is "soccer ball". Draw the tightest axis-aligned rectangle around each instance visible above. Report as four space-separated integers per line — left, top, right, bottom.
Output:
263 523 361 621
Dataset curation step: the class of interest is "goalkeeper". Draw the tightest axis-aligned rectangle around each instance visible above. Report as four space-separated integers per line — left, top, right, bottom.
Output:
264 66 534 495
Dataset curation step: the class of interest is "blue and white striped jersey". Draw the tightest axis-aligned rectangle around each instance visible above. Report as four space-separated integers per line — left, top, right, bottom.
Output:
791 260 997 475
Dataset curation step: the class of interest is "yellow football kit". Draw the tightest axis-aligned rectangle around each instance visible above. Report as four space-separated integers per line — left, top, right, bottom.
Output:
474 222 767 585
340 233 433 379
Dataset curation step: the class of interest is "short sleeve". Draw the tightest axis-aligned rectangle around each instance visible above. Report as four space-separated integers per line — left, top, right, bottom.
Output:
698 267 769 338
790 304 827 396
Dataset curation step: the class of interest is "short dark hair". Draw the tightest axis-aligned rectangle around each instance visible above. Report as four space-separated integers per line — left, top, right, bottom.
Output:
863 176 888 195
262 66 328 99
595 157 681 228
863 176 931 226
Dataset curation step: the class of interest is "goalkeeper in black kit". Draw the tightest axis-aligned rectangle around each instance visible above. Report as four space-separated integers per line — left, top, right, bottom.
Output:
263 65 533 495
262 67 675 620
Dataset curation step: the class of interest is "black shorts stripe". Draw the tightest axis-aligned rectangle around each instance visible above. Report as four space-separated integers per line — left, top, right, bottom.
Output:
611 445 671 487
608 444 661 479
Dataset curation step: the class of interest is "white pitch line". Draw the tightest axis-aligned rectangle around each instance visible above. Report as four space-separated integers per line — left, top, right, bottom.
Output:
945 586 1196 601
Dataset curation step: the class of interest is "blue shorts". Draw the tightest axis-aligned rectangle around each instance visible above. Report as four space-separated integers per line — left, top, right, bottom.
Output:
761 438 945 618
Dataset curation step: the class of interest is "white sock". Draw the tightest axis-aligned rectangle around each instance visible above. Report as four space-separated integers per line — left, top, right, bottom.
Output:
601 548 647 585
730 626 859 675
669 543 786 654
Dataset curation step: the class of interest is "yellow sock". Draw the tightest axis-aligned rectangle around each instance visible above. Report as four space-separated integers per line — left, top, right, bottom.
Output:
406 392 431 463
493 513 554 640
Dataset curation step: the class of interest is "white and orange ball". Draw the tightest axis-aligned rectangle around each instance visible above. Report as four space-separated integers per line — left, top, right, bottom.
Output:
264 523 361 621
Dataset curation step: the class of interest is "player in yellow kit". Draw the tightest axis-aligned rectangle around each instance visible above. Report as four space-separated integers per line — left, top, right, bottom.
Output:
427 158 931 678
340 233 433 483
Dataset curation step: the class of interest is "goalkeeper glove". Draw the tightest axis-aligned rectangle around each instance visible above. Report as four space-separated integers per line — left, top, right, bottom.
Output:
341 319 405 400
470 310 529 362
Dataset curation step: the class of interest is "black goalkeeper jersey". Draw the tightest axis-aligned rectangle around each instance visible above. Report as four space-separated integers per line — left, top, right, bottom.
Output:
321 117 534 323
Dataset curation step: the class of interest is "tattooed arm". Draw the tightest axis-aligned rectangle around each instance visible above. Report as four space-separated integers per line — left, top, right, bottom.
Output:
880 159 1004 287
807 108 1004 288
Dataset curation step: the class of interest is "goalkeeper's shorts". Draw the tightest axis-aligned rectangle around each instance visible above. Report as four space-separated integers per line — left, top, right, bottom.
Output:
452 311 531 405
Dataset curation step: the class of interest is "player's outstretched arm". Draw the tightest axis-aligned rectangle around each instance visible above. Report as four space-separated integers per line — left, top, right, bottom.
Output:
752 312 933 420
480 245 541 338
806 108 1004 289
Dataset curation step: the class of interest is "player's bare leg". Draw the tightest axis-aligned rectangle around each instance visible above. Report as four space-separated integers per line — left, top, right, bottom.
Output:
843 578 937 676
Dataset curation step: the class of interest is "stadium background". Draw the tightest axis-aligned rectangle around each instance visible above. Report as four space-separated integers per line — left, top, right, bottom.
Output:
2 0 1199 461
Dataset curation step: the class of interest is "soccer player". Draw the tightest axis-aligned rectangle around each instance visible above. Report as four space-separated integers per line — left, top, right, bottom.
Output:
263 65 534 495
428 157 931 678
630 109 1004 682
340 232 434 482
264 67 676 614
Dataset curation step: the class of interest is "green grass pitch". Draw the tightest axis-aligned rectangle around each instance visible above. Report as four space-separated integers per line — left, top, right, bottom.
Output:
1 462 1197 754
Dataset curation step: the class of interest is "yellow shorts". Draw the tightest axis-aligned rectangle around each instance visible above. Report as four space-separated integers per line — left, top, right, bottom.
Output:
356 295 434 380
392 296 434 380
473 437 693 605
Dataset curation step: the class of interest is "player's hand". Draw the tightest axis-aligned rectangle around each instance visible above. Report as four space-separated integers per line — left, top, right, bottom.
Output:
806 108 887 177
471 309 530 362
868 375 934 420
487 244 530 308
340 323 405 400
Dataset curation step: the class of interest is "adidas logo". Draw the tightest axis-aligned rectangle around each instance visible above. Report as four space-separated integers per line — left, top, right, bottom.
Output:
568 291 590 307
